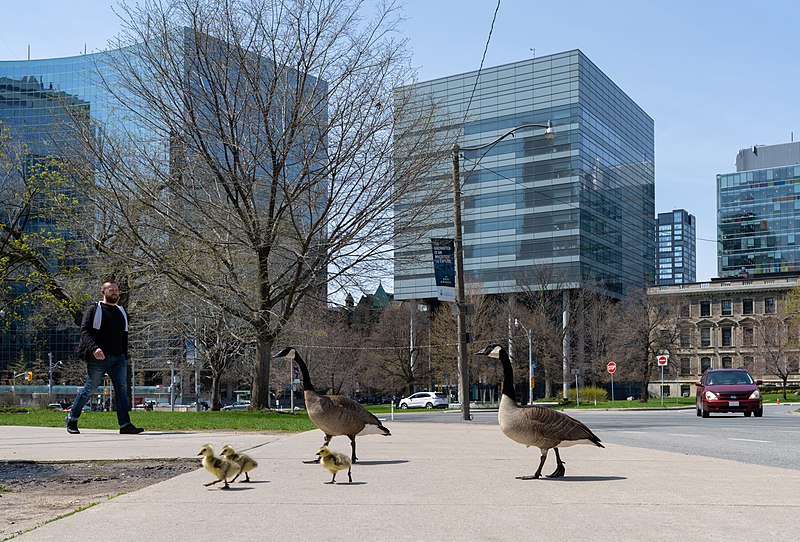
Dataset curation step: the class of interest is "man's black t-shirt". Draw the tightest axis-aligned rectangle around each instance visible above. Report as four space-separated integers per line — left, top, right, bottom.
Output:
78 302 128 359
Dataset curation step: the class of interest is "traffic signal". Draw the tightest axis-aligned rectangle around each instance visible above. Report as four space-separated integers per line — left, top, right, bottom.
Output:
26 371 32 381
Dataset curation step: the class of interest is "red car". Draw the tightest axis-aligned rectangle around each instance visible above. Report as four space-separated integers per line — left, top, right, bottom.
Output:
696 368 763 418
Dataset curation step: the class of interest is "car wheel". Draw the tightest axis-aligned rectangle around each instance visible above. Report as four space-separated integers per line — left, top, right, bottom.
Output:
696 403 701 417
400 403 408 410
425 402 433 409
754 408 763 417
744 411 751 417
700 402 709 418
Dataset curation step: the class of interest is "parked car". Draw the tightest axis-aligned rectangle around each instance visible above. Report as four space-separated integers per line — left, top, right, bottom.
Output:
188 400 210 411
398 391 449 410
696 368 763 418
221 400 251 411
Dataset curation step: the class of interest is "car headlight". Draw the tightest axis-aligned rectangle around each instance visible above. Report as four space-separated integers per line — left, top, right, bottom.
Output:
704 390 719 400
749 389 761 399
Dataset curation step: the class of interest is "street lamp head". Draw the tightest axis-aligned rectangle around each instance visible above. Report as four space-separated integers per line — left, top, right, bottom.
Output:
544 120 555 141
514 318 520 330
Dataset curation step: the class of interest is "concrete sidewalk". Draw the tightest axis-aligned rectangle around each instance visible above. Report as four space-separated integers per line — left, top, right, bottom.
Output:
2 422 799 541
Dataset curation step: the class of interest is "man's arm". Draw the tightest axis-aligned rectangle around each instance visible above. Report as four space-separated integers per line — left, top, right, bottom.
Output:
79 304 100 357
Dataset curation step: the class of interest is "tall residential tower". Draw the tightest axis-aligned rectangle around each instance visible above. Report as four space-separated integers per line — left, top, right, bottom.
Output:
656 209 697 285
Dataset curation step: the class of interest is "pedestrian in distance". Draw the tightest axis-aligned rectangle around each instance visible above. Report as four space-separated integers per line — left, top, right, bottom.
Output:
66 280 144 435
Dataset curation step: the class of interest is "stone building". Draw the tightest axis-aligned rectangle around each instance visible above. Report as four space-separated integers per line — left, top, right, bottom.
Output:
647 272 800 398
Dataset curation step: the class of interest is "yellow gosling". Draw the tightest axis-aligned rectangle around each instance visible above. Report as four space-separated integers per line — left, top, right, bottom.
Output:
198 443 238 489
316 446 352 484
220 444 259 483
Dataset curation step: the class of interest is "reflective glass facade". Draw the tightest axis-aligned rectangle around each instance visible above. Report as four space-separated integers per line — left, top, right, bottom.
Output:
0 52 121 371
656 209 696 285
394 50 654 300
718 148 800 276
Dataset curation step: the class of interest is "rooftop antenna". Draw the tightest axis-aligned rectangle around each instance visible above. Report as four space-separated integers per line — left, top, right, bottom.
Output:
27 45 30 61
530 47 535 58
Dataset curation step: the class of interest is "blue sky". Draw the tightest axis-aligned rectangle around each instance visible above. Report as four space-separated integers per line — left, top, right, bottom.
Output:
4 0 799 283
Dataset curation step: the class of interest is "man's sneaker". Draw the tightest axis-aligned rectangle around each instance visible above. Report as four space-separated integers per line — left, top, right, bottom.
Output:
66 417 80 435
119 424 144 435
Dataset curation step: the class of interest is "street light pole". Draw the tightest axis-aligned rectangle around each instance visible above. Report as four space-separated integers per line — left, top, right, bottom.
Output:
452 143 470 421
451 122 554 422
514 319 534 405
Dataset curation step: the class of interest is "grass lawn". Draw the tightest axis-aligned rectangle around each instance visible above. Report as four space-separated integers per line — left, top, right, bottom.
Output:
0 409 318 432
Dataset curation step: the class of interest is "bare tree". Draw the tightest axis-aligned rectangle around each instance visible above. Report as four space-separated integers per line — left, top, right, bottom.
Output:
609 288 681 401
68 0 444 408
754 312 797 399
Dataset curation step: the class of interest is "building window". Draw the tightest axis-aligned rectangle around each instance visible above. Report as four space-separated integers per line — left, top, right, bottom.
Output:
765 297 776 314
700 301 711 317
680 328 691 347
721 327 732 347
743 356 754 371
701 357 712 372
743 298 754 315
680 358 691 376
722 356 732 368
743 327 754 346
680 384 691 397
700 327 711 347
721 299 732 316
680 304 689 318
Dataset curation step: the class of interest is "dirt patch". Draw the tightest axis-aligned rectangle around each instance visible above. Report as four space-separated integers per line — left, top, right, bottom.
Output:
0 458 198 540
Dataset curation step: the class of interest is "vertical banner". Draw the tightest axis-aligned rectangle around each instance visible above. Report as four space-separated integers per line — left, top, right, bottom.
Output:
431 237 456 302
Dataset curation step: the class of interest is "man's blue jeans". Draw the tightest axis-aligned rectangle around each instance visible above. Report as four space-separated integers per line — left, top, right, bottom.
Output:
69 354 131 427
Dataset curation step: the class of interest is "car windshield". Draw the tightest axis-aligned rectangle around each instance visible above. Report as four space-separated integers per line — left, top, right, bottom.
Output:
707 372 754 386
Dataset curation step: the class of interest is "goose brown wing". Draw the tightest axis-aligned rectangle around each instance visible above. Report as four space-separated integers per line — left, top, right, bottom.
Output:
518 405 603 445
327 395 385 427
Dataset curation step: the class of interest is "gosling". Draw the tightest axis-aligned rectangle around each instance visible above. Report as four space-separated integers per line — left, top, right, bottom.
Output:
220 444 258 483
198 443 239 489
316 446 352 484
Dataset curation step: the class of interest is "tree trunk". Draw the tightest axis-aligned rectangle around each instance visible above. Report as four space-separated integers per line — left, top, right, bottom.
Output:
251 331 273 409
210 372 221 411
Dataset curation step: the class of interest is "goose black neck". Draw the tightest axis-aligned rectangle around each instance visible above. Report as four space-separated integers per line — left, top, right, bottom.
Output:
294 354 315 392
499 349 517 402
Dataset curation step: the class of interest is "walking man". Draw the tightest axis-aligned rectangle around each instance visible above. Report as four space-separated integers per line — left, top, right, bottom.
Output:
66 280 144 435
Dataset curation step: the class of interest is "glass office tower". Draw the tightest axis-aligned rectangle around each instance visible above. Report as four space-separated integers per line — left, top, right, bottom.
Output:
718 142 800 276
0 53 119 372
393 50 655 300
656 209 696 285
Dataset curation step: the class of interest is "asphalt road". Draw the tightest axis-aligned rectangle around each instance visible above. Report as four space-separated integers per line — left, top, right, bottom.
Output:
388 403 800 470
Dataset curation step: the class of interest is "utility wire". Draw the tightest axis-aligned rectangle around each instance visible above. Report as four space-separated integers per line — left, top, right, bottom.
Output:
460 0 501 136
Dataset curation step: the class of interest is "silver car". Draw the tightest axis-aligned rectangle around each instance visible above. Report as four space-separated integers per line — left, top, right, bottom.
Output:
398 391 448 409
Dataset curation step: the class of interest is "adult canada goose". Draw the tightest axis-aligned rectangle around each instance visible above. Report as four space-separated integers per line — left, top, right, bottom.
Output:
316 445 353 484
198 443 238 489
220 444 258 482
474 344 604 479
272 346 390 463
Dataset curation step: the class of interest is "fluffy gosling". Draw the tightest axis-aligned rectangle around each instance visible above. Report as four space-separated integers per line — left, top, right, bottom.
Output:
198 443 239 489
220 444 258 483
316 446 352 484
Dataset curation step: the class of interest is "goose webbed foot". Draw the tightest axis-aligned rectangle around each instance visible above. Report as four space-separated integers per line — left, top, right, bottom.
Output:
547 449 565 478
515 474 542 480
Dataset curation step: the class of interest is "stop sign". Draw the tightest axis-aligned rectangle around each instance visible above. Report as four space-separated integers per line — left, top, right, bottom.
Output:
607 362 616 374
657 354 669 366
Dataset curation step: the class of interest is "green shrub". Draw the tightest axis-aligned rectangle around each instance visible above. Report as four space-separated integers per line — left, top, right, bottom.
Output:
566 386 608 403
